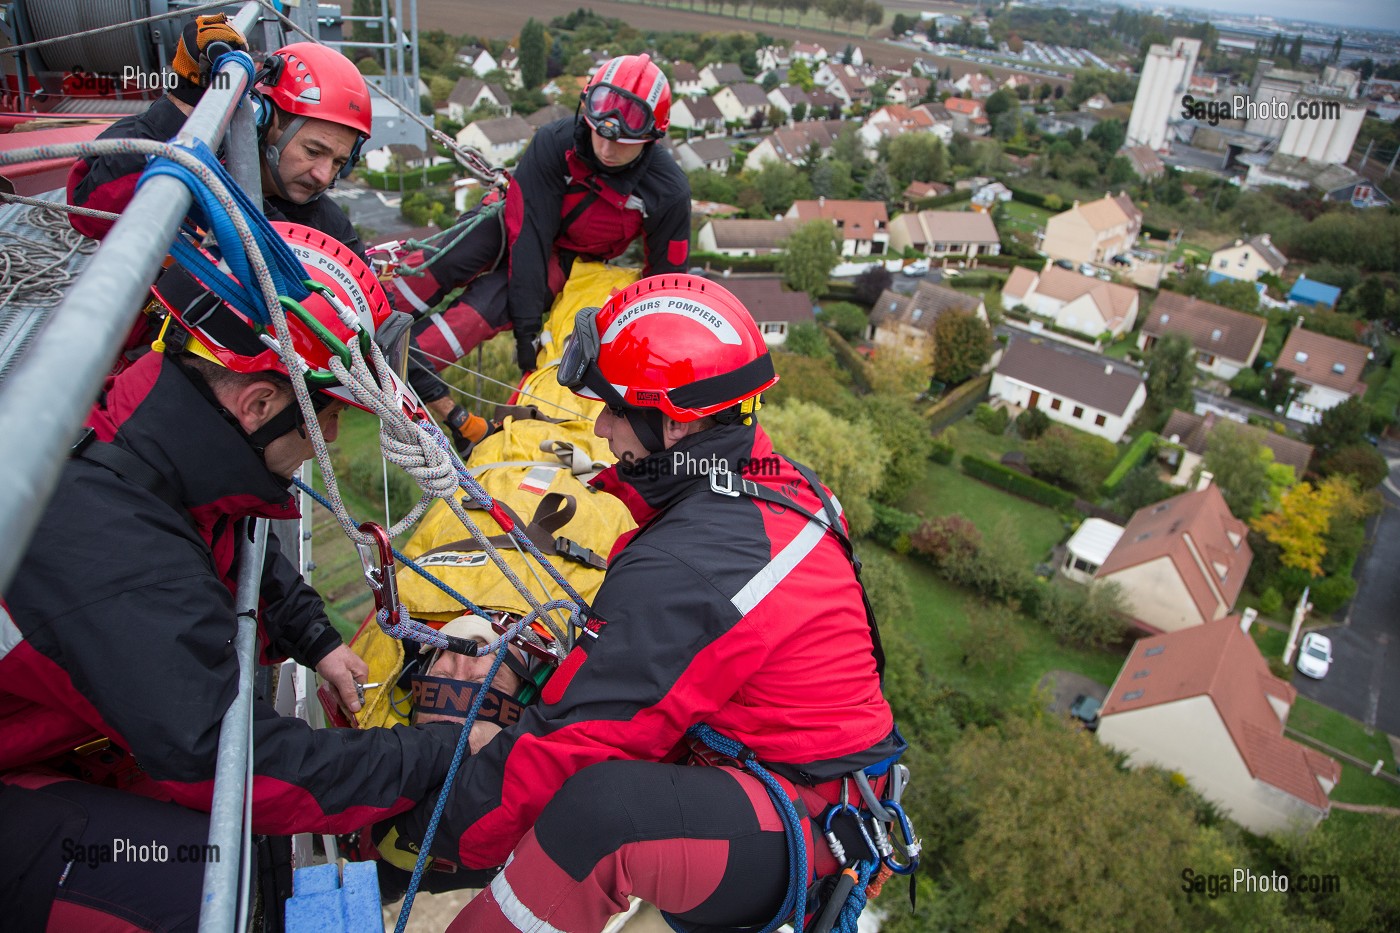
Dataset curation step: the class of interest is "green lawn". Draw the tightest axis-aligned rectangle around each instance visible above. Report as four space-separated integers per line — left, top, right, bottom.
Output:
998 199 1050 235
1289 697 1397 770
939 419 1024 464
902 460 1068 565
883 548 1126 707
1249 624 1289 660
1332 762 1400 808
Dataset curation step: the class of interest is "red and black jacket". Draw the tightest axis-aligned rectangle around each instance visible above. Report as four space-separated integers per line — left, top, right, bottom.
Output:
0 352 460 833
499 117 691 340
396 422 895 870
65 97 364 261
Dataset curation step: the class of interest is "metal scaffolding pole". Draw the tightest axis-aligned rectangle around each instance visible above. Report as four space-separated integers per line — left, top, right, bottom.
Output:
0 1 261 595
198 518 269 933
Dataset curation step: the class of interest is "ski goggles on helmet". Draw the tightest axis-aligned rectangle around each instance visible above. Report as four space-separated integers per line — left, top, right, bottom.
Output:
558 305 629 410
581 83 658 141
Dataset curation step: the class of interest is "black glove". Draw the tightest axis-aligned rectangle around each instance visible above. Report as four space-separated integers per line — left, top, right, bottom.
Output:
515 329 539 374
170 14 248 104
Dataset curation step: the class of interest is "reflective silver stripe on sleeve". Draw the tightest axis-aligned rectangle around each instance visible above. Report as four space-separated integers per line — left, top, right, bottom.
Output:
730 493 843 617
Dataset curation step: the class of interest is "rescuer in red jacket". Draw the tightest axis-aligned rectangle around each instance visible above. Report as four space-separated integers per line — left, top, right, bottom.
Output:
0 225 462 930
385 275 899 932
389 55 692 422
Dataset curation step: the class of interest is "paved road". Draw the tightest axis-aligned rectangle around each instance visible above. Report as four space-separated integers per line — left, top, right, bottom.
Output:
326 182 410 243
1291 440 1400 737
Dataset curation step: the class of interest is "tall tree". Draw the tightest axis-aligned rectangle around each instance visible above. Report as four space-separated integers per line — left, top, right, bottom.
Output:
1249 478 1345 575
518 18 547 90
932 310 993 384
937 716 1199 933
761 399 889 535
1200 423 1273 518
1303 395 1370 459
1288 33 1303 64
1144 332 1197 417
885 133 946 189
777 220 842 299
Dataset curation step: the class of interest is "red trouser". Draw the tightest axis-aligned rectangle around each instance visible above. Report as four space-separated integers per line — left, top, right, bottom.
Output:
449 759 841 933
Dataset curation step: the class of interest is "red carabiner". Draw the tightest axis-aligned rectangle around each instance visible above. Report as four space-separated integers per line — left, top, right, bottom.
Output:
357 522 399 621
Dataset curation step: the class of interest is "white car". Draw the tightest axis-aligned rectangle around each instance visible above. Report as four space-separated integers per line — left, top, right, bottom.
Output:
902 259 930 277
1297 632 1333 679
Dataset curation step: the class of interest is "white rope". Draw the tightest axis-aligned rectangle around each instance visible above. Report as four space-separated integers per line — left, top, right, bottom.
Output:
0 202 99 311
0 192 121 221
411 346 591 421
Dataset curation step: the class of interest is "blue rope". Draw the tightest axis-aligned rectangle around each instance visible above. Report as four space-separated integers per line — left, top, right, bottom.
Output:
680 724 807 933
834 860 877 933
291 476 489 619
393 639 508 933
138 134 311 324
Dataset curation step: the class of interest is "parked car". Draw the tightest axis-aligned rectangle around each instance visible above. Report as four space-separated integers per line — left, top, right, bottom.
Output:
1296 632 1333 679
902 259 930 277
1079 262 1096 277
1069 694 1101 731
1053 258 1075 270
1110 254 1132 267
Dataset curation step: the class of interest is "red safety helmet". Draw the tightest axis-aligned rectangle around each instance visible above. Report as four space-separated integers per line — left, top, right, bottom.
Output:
581 53 671 142
256 43 371 182
558 274 777 423
161 222 416 416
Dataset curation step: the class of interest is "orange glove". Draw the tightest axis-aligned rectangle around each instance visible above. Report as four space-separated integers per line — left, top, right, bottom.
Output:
170 13 248 89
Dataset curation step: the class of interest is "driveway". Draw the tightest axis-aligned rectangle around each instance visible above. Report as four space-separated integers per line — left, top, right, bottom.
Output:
1291 440 1400 735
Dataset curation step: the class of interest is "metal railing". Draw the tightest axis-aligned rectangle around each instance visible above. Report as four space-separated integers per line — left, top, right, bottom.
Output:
0 4 271 929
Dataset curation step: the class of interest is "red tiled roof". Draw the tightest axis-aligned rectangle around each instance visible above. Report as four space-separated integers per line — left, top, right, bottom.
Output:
789 199 889 241
1100 619 1338 809
1096 485 1252 621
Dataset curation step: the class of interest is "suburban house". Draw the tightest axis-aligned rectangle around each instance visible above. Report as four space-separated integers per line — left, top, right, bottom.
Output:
1137 292 1267 380
669 62 703 98
901 180 951 208
1042 192 1143 266
720 276 814 346
699 62 747 89
362 143 439 173
454 115 534 166
670 95 725 135
1210 234 1288 284
695 218 798 256
742 119 846 171
786 199 889 257
455 45 498 77
1288 275 1343 310
887 209 1000 260
445 78 512 123
806 89 842 118
1276 328 1372 424
1094 483 1252 633
1096 618 1340 835
970 181 1012 210
713 83 772 125
1061 517 1126 584
768 85 812 119
942 97 988 134
523 103 572 128
824 69 872 110
868 281 986 362
859 105 946 149
1324 179 1392 209
789 40 829 63
1080 91 1113 111
989 337 1147 443
887 75 931 105
1002 265 1140 339
673 138 734 173
1120 145 1166 180
954 72 996 98
1160 409 1314 485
